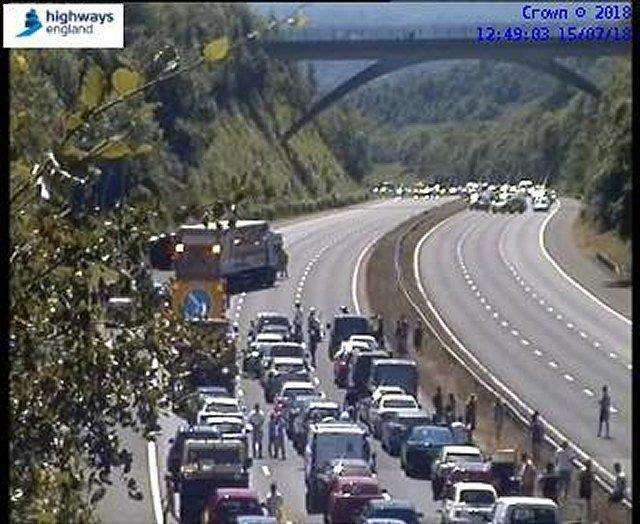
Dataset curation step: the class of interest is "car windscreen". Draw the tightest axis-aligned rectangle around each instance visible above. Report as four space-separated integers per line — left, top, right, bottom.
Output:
372 365 416 387
316 434 366 466
382 398 416 409
204 401 238 414
398 417 431 428
272 345 303 358
459 490 495 505
447 453 483 464
218 500 263 516
187 447 241 464
203 421 243 434
336 318 372 339
258 316 289 329
309 408 340 421
282 387 314 399
510 506 557 523
372 507 415 520
411 427 453 444
273 363 305 374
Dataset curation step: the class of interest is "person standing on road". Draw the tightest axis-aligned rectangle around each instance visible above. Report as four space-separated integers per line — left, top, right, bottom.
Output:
445 393 457 424
267 412 277 459
375 314 385 349
608 463 627 505
399 315 409 355
530 411 544 466
465 394 477 432
519 452 537 496
539 462 560 503
555 440 574 501
249 403 265 459
493 399 505 445
597 385 611 438
579 459 594 522
265 482 284 517
433 386 444 424
413 320 423 354
275 413 287 460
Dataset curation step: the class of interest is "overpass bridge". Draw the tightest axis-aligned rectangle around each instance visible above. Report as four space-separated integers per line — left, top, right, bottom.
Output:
251 24 631 140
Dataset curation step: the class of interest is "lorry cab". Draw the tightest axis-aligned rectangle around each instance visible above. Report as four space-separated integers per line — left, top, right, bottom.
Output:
367 359 418 397
348 350 391 393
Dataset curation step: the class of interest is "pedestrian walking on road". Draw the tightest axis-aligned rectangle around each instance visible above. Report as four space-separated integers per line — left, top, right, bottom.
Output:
268 412 277 458
375 314 385 349
608 462 627 505
493 399 505 445
519 452 537 497
265 482 284 517
465 394 477 431
249 403 265 459
579 459 594 522
555 440 574 501
433 386 444 424
597 385 611 438
539 462 560 503
413 320 423 354
445 393 457 424
530 411 544 466
275 414 287 460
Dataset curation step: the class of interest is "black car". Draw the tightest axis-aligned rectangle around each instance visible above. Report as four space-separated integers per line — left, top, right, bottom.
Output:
357 499 424 524
399 425 467 478
166 425 221 477
367 359 418 398
327 315 373 359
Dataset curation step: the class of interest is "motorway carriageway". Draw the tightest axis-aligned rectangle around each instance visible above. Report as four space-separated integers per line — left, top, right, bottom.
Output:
416 203 631 489
154 197 453 523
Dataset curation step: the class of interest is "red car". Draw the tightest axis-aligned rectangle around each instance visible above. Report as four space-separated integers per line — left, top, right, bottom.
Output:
201 488 266 524
326 476 385 523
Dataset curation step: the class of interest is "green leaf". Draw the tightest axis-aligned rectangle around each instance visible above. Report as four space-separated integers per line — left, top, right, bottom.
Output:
79 65 105 110
95 141 134 159
111 68 144 96
203 37 230 63
65 112 85 133
58 145 89 163
134 144 154 156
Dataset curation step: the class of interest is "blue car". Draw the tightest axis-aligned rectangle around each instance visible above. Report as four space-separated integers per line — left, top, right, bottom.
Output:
357 499 423 524
399 425 467 478
380 411 433 456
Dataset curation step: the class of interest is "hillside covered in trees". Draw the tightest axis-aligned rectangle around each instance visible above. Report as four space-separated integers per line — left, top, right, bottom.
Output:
344 56 631 241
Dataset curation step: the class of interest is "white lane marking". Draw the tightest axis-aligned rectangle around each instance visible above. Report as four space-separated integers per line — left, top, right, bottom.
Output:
510 329 519 336
583 388 594 397
480 297 486 304
471 285 477 291
261 465 271 477
608 352 618 359
485 305 492 311
566 323 574 329
412 215 626 494
501 320 508 327
539 201 631 326
547 306 554 312
627 364 632 370
521 339 530 346
593 341 601 348
235 312 241 318
556 314 563 320
532 293 538 299
539 299 545 305
564 374 574 382
475 291 481 297
549 361 558 368
295 293 301 299
352 236 378 315
525 286 531 292
610 406 618 414
492 312 499 318
579 331 588 339
238 297 244 305
147 441 164 524
534 350 543 356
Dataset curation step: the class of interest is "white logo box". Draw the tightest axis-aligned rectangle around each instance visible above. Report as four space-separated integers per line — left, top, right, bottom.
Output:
4 3 123 48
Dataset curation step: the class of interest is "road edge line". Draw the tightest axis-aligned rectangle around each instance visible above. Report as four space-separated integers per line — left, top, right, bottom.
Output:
539 200 631 326
411 212 630 507
352 237 378 315
147 439 164 524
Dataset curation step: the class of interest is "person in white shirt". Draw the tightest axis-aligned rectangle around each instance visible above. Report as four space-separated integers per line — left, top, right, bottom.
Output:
249 403 265 459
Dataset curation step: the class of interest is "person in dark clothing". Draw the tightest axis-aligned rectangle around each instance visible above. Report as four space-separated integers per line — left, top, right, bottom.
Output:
530 411 544 466
597 385 611 438
445 393 457 424
465 394 477 431
414 320 423 354
375 314 385 349
432 386 444 423
399 315 409 354
394 319 402 355
539 462 560 503
579 459 593 522
609 462 627 504
493 399 505 445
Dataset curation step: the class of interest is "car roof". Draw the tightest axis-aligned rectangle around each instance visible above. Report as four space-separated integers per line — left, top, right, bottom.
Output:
368 498 415 510
312 422 367 435
371 358 416 366
201 416 244 424
272 357 305 365
443 445 481 454
393 410 430 419
380 394 416 402
178 425 222 435
334 314 369 321
308 401 340 410
256 333 284 340
336 475 379 486
214 487 259 500
257 312 287 318
205 397 239 405
496 496 558 507
281 381 315 389
350 334 376 341
455 482 497 492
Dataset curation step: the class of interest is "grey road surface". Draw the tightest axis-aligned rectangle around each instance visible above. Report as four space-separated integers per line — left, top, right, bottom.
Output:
417 206 632 487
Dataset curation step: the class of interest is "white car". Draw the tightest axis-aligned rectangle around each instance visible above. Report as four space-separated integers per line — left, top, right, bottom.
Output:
532 196 550 211
491 496 559 523
254 333 285 344
441 482 497 523
197 396 243 424
368 394 420 438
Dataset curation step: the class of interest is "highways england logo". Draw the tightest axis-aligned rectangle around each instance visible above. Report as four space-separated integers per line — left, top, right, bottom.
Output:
16 8 42 37
3 3 124 49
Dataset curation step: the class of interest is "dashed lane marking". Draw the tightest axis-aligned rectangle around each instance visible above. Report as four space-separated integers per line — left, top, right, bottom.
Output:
534 350 543 356
501 321 508 327
564 374 574 382
549 361 558 369
593 341 601 348
521 339 530 346
566 323 574 330
492 312 499 318
261 466 271 477
579 331 588 339
608 352 618 359
556 314 563 320
510 329 519 336
584 389 594 397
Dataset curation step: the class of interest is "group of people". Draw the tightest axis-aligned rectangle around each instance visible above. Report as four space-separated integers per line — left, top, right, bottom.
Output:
432 386 477 432
248 403 288 460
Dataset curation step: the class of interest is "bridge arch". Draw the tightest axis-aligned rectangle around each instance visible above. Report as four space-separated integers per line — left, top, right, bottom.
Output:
281 57 600 142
